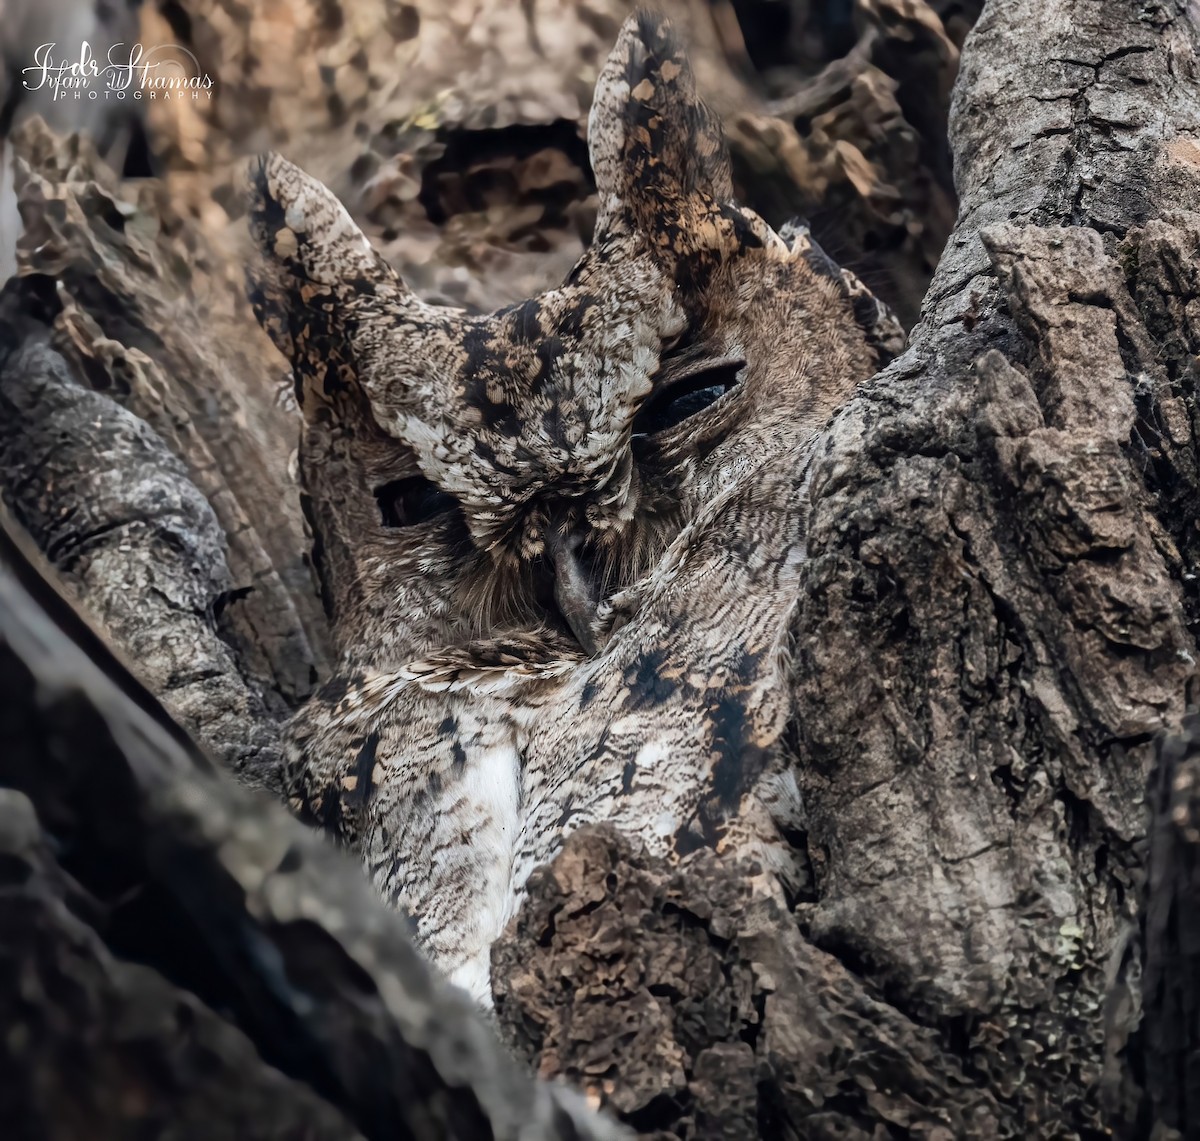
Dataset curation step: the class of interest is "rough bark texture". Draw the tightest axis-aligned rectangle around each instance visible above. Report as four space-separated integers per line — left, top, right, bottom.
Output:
492 2 1200 1137
0 515 623 1140
494 825 1005 1138
1 0 1199 1138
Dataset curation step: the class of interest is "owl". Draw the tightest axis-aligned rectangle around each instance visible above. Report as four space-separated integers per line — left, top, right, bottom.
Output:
248 12 903 1003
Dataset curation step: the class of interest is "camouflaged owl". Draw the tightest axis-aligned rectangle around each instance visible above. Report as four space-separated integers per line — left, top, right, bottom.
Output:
248 11 903 1002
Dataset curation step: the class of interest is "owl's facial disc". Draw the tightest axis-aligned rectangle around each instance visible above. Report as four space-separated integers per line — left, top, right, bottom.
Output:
487 338 749 653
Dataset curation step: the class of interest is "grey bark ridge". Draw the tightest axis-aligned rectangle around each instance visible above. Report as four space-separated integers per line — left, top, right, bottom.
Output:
0 298 290 792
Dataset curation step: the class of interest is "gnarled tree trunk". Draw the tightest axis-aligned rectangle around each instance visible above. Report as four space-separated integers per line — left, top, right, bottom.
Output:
491 4 1200 1136
1 1 1198 1138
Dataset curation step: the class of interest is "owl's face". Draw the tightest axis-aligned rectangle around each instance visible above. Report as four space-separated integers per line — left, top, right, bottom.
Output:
249 15 900 672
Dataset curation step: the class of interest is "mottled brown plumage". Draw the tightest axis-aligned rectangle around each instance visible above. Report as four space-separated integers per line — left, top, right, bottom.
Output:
248 11 903 1001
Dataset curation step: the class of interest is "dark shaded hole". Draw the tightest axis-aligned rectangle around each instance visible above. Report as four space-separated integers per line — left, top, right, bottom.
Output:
212 585 253 622
418 119 592 227
729 0 794 71
625 1091 691 1133
120 117 157 179
158 0 194 44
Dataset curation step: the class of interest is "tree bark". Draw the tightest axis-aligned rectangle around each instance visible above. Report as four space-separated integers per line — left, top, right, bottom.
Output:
0 512 622 1139
486 2 1200 1136
1 0 1199 1138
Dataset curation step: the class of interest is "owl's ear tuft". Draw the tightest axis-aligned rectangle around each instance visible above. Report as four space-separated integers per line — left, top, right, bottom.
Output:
246 154 401 409
249 153 383 289
246 153 386 307
588 11 733 241
781 219 908 365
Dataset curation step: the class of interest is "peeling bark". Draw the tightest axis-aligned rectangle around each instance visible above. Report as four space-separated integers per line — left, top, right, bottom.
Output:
495 826 1006 1138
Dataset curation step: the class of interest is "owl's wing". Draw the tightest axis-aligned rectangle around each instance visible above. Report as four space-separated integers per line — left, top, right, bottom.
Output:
284 673 524 1003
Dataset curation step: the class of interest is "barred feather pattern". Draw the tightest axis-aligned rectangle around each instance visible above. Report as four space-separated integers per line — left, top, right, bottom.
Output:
250 11 904 1002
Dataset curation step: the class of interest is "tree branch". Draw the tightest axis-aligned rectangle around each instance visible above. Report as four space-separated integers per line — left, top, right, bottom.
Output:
0 511 624 1140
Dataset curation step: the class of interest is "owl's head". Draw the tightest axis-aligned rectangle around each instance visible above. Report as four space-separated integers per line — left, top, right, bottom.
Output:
248 12 902 669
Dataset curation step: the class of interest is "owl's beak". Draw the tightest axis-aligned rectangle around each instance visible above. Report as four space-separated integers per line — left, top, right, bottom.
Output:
546 528 602 656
